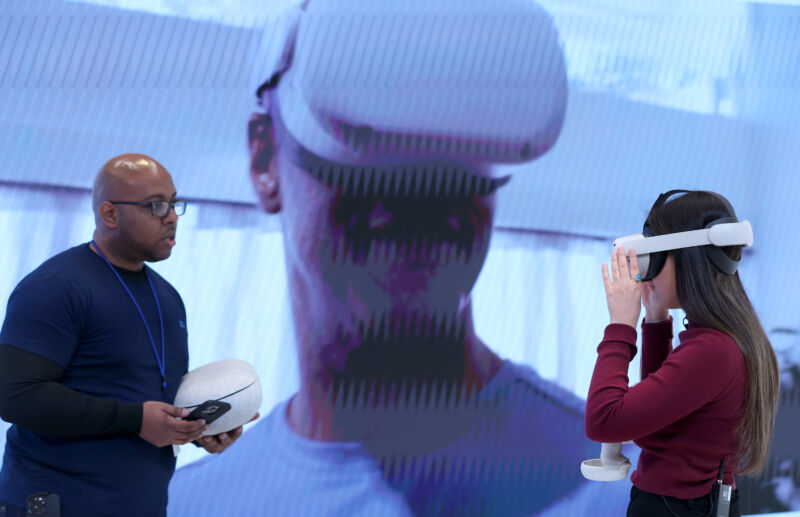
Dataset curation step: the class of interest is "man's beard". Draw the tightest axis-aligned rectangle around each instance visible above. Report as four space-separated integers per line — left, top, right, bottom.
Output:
318 309 490 453
328 309 470 410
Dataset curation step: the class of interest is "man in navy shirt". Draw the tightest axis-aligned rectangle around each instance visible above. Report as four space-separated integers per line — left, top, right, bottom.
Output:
0 154 241 516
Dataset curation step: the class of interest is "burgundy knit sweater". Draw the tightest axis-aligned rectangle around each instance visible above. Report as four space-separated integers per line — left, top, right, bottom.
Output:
585 319 747 499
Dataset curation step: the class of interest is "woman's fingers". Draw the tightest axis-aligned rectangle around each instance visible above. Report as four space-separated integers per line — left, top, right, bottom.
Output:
628 248 640 281
603 248 644 328
617 247 630 279
610 249 621 283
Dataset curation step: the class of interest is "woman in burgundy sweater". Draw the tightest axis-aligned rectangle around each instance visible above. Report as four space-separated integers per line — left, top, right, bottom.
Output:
586 191 780 517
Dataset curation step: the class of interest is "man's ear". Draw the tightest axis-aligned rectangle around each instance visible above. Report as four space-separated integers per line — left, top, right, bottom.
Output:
99 201 120 229
248 112 281 214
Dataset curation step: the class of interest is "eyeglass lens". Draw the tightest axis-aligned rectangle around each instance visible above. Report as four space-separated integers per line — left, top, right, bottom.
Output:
152 201 187 217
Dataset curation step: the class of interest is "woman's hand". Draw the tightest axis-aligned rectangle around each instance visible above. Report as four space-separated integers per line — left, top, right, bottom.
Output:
602 247 642 328
642 281 669 322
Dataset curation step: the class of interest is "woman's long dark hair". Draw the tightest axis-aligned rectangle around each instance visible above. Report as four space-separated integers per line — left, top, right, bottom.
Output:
646 191 779 476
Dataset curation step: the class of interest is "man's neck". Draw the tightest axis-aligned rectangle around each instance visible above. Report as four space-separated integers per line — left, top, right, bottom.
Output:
287 325 503 443
90 235 145 271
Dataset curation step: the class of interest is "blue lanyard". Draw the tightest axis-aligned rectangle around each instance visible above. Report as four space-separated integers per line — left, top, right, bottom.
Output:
91 241 167 391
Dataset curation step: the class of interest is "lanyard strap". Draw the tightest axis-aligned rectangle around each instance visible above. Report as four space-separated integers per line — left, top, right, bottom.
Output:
91 241 167 391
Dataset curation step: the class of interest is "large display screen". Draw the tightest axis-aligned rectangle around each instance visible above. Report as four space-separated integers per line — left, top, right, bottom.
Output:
1 0 798 515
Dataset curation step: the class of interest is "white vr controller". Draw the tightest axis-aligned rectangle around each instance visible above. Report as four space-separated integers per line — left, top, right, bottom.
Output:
581 442 632 482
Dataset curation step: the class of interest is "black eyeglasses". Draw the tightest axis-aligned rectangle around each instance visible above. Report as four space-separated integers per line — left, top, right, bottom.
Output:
111 200 187 217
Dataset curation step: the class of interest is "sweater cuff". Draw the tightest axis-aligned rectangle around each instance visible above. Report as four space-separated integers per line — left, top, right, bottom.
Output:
117 401 144 435
604 323 637 343
642 315 673 326
601 324 638 358
642 315 674 340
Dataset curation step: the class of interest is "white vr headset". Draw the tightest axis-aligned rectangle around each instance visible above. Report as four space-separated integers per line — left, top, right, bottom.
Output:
613 220 753 281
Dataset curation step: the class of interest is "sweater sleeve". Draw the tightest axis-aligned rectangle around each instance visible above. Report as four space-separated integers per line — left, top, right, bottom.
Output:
0 344 143 437
640 318 673 380
585 325 737 443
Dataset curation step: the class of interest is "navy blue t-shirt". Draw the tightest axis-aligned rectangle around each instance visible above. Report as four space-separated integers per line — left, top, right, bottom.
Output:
0 243 189 516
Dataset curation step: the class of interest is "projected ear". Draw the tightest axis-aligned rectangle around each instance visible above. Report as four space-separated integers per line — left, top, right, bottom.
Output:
248 112 281 214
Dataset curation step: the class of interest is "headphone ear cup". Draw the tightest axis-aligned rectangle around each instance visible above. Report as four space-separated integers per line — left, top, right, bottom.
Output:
703 217 742 275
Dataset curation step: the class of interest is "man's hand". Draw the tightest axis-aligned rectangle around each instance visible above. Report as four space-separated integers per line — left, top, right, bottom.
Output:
139 401 207 448
197 412 260 454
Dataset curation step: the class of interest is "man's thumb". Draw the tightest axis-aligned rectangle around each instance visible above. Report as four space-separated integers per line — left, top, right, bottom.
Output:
162 404 191 418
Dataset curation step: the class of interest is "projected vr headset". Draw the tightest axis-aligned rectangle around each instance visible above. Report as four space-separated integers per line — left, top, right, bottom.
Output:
613 191 754 282
252 0 568 198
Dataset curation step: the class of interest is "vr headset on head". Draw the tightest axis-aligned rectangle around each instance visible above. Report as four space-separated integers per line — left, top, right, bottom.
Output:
613 190 754 281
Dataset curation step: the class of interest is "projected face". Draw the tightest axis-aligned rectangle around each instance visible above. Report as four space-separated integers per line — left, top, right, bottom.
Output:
248 110 500 380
